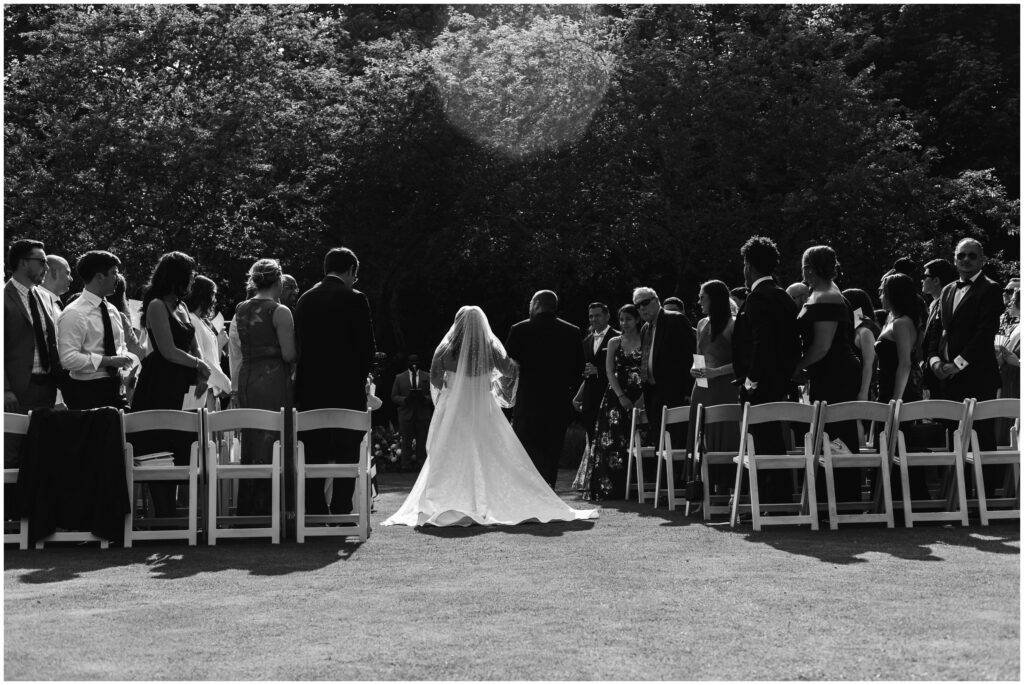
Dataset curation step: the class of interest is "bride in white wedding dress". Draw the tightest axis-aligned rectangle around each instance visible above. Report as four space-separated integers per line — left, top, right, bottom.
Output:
382 305 599 527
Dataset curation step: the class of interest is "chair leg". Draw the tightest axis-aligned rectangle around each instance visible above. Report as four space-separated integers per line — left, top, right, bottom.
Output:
878 460 895 529
124 475 134 549
805 455 819 531
898 457 914 528
271 459 281 545
208 454 218 546
654 452 664 508
748 456 762 532
701 456 712 522
635 448 647 504
296 452 306 544
624 441 635 501
189 471 198 546
954 452 969 527
665 457 676 512
823 452 838 530
729 455 745 527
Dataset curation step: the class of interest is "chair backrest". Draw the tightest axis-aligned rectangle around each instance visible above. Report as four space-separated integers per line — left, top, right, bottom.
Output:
663 405 689 426
968 398 1020 424
700 403 743 426
895 399 967 425
817 400 896 457
4 412 31 436
204 408 286 434
745 401 817 426
123 409 202 435
294 408 371 433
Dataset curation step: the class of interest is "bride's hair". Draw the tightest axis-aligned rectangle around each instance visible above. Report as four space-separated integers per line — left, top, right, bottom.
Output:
433 305 517 407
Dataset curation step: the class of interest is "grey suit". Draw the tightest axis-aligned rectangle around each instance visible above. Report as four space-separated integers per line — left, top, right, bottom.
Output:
4 279 59 412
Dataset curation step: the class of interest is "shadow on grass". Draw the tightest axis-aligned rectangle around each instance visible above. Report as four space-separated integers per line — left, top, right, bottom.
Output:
709 520 1021 564
4 537 362 583
413 519 597 537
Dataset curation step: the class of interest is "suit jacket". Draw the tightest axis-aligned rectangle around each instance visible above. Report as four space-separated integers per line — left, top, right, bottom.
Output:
293 276 376 411
4 279 60 403
505 311 583 422
921 298 943 394
581 326 619 418
391 369 433 422
923 273 1002 398
641 308 696 402
731 278 800 402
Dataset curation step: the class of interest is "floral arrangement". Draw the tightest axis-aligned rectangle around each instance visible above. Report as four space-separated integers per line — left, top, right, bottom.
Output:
371 424 403 471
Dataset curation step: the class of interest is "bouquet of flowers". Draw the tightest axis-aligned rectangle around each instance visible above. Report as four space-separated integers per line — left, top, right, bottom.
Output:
371 424 403 472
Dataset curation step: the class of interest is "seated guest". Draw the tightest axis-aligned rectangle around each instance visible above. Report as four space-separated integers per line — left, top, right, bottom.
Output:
842 288 880 401
132 251 211 517
5 239 62 414
186 275 231 410
41 254 71 312
228 259 296 516
57 251 134 410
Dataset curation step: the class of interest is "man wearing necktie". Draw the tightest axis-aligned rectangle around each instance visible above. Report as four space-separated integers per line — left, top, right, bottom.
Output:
57 251 134 410
924 237 1003 472
4 239 63 413
391 354 433 471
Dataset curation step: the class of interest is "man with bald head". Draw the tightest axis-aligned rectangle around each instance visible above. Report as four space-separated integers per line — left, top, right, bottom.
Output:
924 237 1003 459
785 282 809 308
280 274 299 309
505 290 584 488
41 254 71 311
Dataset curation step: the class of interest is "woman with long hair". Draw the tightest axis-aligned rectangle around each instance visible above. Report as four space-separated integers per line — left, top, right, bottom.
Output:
572 303 647 501
131 251 211 517
876 273 922 403
842 287 880 401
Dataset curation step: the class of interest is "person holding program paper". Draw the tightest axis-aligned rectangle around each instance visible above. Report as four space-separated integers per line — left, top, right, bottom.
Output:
687 280 739 492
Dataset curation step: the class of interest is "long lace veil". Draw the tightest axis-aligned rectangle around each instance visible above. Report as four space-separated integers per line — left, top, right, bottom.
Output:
430 305 518 408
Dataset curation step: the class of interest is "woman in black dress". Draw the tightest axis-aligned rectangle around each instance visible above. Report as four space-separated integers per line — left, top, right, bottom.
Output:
875 273 922 403
842 288 880 402
131 252 211 517
793 246 862 502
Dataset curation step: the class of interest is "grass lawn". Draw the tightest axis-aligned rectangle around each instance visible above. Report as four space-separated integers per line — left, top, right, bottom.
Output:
4 469 1019 680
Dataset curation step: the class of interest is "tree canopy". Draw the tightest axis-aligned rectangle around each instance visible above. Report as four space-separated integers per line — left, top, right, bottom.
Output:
4 4 1019 355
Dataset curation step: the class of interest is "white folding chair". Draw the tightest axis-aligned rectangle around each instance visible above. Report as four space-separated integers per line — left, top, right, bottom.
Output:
730 401 820 531
892 399 970 527
205 408 284 545
652 405 690 510
121 409 203 546
4 412 30 550
694 403 743 521
964 398 1019 525
293 408 372 542
624 407 657 503
817 401 896 529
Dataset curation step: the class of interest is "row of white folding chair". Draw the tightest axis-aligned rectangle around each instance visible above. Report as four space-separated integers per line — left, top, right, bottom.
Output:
3 413 31 549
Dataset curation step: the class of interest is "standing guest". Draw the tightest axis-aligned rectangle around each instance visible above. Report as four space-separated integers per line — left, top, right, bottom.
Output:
999 277 1020 336
793 245 861 502
506 290 584 489
687 280 738 495
294 247 376 516
876 274 922 403
924 238 1003 460
572 304 646 500
186 275 231 409
785 282 810 308
730 286 749 312
573 302 618 445
5 239 62 413
228 259 296 516
920 258 957 398
41 254 71 311
58 251 134 411
109 273 146 361
634 286 695 453
995 288 1019 443
662 296 685 313
131 251 210 516
732 236 800 503
842 288 880 401
281 274 300 309
390 354 432 471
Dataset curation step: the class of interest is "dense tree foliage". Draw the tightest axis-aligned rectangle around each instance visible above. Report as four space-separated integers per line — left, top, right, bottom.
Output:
4 4 1019 356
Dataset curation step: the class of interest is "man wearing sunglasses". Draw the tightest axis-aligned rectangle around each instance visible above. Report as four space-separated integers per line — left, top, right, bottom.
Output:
924 237 1003 459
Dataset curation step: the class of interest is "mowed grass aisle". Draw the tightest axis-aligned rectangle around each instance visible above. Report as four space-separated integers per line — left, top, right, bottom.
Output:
4 470 1019 681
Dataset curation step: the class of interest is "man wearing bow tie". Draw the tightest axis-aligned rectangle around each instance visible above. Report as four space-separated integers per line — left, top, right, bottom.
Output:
4 239 64 413
924 237 1003 454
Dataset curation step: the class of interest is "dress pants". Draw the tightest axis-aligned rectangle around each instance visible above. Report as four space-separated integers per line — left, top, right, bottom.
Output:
398 412 429 468
642 382 687 484
62 377 128 411
738 384 792 504
303 428 360 515
513 414 567 488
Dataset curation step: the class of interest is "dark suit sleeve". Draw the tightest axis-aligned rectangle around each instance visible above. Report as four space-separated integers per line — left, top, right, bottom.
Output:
960 282 1003 366
677 314 696 368
923 286 950 361
391 375 405 406
358 292 376 373
505 324 520 361
745 293 773 384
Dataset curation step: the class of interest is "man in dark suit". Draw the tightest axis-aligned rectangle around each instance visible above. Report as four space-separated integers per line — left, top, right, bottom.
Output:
920 258 958 398
634 287 696 447
577 302 618 443
390 354 433 471
731 236 801 502
924 238 1003 462
5 239 63 414
294 247 376 515
506 290 584 488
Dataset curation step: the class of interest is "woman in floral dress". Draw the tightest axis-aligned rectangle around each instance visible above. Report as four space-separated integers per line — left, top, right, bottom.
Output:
573 303 647 501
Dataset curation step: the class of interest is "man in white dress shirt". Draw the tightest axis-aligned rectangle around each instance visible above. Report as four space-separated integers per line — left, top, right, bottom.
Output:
41 254 71 311
57 251 134 410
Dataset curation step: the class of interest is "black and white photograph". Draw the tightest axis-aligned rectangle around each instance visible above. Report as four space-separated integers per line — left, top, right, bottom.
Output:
3 3 1019 680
